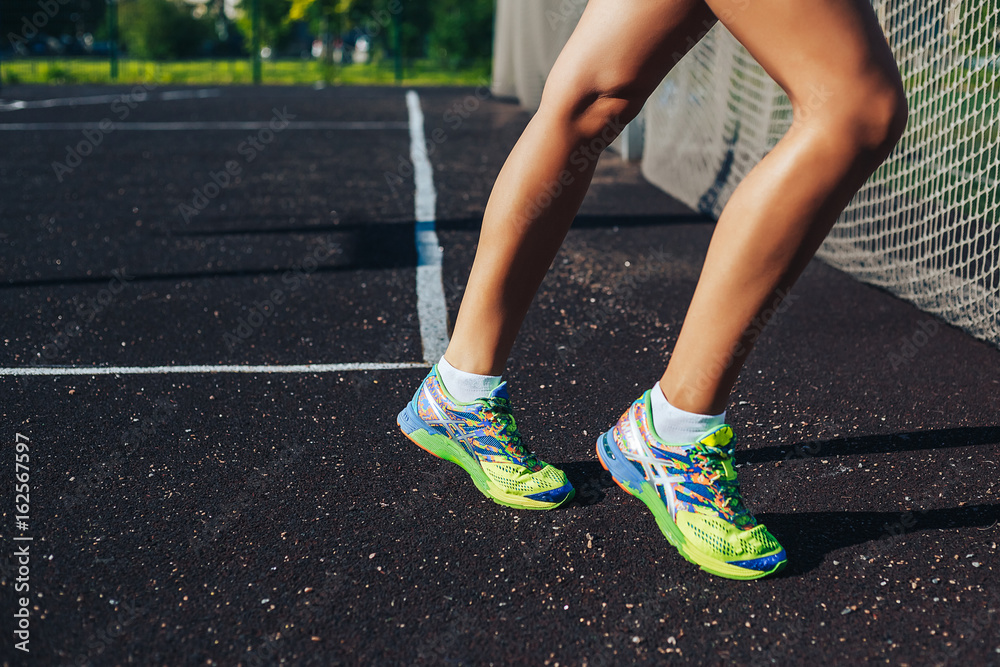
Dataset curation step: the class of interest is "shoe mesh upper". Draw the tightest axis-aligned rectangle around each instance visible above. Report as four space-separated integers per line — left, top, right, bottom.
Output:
612 392 783 561
415 368 567 497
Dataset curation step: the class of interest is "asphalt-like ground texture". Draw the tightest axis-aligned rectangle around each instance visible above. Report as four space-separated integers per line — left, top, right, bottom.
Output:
1 85 998 666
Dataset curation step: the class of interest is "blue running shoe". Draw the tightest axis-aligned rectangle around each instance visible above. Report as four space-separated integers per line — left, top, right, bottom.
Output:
398 366 575 510
597 390 786 579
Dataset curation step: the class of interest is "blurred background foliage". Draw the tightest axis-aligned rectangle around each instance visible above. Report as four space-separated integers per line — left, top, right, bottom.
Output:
2 0 495 79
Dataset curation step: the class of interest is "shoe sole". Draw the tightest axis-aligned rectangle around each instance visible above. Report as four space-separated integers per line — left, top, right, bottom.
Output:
596 431 785 580
397 404 574 510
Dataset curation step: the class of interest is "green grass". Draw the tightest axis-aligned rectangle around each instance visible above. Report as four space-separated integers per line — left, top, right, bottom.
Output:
0 57 491 86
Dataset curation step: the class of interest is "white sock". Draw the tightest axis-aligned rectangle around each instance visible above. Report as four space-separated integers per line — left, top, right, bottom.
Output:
436 356 502 403
649 382 726 444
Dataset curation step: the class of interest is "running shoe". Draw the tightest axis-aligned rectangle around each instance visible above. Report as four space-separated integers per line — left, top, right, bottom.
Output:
596 390 786 579
397 366 575 510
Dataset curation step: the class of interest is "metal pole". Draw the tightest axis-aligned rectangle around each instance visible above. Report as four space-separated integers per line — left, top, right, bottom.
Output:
108 0 119 81
251 0 261 84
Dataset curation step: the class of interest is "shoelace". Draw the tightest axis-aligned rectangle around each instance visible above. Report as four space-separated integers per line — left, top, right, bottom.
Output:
477 396 541 470
690 443 755 529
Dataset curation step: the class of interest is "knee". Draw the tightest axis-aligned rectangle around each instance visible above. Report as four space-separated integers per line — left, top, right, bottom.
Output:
538 68 645 143
797 76 908 157
850 81 909 155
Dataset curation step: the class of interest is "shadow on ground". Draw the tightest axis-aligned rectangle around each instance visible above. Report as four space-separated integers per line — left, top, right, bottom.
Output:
765 504 1000 576
558 426 999 577
744 426 1000 465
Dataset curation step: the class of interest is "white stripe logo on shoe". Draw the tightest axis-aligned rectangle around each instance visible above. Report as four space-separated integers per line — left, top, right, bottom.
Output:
625 410 684 518
420 384 490 448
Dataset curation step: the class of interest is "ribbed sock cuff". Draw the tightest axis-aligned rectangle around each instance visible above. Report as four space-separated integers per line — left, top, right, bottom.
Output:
649 382 726 444
436 356 503 403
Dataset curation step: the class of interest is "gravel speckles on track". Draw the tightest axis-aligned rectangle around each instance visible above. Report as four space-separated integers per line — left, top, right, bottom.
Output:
1 85 998 665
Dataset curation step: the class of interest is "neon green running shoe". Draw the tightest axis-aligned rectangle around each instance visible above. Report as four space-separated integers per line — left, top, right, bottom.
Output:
596 390 786 580
397 366 575 510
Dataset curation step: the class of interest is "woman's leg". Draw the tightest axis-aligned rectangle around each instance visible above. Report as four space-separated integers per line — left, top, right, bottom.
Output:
595 0 907 579
660 0 908 414
444 0 718 376
400 0 720 513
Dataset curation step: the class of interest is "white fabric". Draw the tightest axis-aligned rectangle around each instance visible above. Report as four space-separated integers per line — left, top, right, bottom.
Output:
491 0 586 110
650 383 726 445
437 357 502 403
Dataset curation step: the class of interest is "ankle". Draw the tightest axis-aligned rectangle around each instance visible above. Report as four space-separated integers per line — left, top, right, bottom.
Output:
650 382 726 445
438 346 505 377
437 356 502 403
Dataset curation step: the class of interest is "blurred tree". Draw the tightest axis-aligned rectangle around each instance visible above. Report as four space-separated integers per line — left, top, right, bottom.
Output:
394 1 432 60
234 0 293 54
203 0 243 55
428 0 493 66
287 0 344 61
286 0 431 61
3 0 106 54
119 0 215 58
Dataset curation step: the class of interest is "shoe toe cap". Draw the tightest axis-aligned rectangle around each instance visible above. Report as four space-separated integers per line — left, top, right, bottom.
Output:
525 482 574 503
727 548 787 572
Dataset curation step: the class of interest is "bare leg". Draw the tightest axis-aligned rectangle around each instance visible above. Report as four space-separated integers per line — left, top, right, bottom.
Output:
445 0 906 420
445 0 718 376
660 0 908 413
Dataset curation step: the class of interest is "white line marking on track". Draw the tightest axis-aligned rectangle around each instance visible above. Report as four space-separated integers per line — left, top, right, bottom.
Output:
407 90 450 364
0 88 221 112
0 362 429 376
158 90 220 101
0 121 409 131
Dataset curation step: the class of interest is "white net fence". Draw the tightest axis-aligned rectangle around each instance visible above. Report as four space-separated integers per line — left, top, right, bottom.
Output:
491 0 586 108
493 0 1000 346
643 1 1000 346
